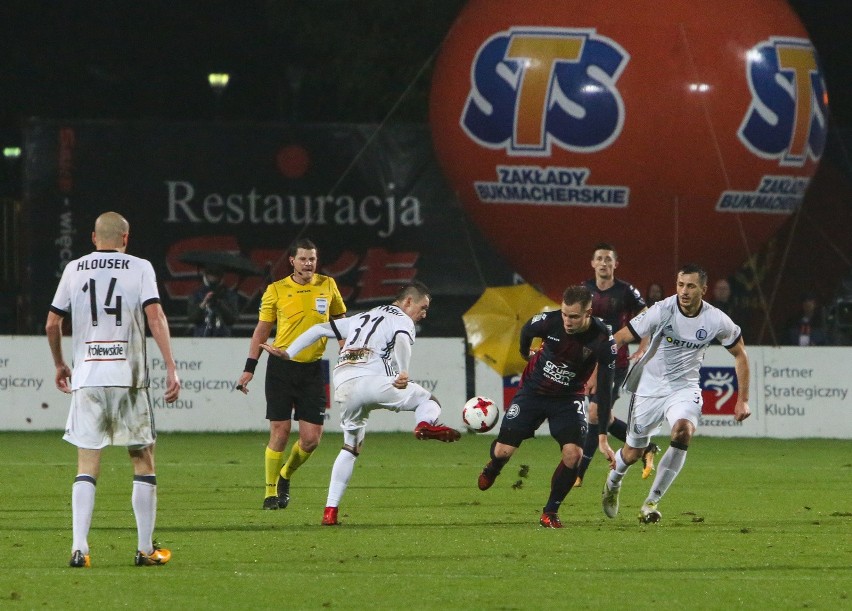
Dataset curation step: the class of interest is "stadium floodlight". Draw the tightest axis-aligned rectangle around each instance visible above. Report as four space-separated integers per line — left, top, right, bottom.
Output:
208 73 230 93
208 73 230 120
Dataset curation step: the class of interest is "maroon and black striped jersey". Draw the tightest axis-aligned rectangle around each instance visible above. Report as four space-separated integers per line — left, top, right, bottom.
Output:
518 311 616 421
583 278 646 368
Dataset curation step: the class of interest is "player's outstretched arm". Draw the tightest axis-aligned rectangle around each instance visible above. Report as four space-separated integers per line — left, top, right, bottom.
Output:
265 321 339 363
260 343 290 360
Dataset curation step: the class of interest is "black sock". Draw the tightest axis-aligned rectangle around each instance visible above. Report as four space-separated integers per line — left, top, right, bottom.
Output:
544 461 578 513
576 423 599 478
609 418 628 442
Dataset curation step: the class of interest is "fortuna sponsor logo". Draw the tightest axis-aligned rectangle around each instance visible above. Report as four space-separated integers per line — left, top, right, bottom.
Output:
86 342 127 359
665 337 706 349
77 258 130 271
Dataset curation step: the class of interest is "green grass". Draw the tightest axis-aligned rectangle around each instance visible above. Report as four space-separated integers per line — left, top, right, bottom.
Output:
0 432 849 609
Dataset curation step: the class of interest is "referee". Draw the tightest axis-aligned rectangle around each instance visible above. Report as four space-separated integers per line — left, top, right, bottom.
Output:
238 238 346 510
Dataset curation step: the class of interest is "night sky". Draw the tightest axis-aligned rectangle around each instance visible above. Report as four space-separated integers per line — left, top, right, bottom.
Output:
1 1 850 134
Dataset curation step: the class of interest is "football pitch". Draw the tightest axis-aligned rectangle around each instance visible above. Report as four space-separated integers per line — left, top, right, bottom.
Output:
0 431 849 609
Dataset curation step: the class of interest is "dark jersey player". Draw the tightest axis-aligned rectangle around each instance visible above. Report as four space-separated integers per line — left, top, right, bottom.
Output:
477 285 617 528
575 243 658 487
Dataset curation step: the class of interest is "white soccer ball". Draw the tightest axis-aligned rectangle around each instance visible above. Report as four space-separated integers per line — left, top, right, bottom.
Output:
462 396 499 433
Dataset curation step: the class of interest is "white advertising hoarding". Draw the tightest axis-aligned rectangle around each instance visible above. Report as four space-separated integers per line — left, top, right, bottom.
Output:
1 337 849 438
0 336 468 434
475 345 852 439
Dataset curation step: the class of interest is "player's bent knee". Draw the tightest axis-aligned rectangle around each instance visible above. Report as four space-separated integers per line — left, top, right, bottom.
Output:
300 439 320 452
561 444 583 464
670 423 694 446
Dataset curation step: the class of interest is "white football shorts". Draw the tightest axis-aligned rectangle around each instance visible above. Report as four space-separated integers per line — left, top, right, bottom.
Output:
334 376 430 436
63 386 156 449
625 387 702 448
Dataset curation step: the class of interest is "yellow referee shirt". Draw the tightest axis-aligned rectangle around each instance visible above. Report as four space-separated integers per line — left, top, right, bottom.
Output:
258 273 346 362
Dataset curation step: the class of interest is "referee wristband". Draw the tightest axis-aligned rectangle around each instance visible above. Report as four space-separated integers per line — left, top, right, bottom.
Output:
244 358 258 374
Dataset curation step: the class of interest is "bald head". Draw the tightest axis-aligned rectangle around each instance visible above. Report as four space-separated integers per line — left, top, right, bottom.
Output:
93 212 129 250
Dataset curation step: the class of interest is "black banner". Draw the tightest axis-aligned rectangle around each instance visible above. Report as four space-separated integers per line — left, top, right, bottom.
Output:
23 120 514 336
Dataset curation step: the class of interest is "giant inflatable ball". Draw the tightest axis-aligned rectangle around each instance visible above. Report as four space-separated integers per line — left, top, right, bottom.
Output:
430 0 827 297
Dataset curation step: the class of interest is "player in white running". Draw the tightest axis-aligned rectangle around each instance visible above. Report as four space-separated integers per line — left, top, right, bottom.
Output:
260 281 460 525
46 212 181 567
601 263 751 523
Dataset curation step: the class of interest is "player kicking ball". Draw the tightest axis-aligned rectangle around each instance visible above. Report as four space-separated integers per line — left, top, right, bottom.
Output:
261 281 460 526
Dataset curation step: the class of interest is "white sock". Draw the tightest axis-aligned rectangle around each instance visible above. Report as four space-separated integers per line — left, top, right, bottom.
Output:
646 446 687 504
132 477 157 554
414 399 441 425
326 450 357 507
71 476 96 554
606 449 630 488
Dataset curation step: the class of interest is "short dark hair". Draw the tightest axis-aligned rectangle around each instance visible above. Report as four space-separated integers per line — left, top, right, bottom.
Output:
289 238 318 257
562 285 592 308
593 242 617 259
395 280 430 303
678 263 708 287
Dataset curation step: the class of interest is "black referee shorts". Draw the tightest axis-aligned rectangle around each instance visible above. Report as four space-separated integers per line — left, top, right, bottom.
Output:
264 357 327 425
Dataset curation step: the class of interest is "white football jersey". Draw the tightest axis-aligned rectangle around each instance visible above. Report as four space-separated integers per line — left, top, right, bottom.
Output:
626 295 741 397
50 250 160 389
331 304 415 386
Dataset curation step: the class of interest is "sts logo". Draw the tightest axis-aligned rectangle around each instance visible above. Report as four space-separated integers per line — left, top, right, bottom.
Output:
700 367 739 415
461 28 629 155
739 37 827 167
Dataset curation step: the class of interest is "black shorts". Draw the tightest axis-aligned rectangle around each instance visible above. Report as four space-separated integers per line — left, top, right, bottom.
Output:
589 365 628 405
264 357 327 425
497 388 587 448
